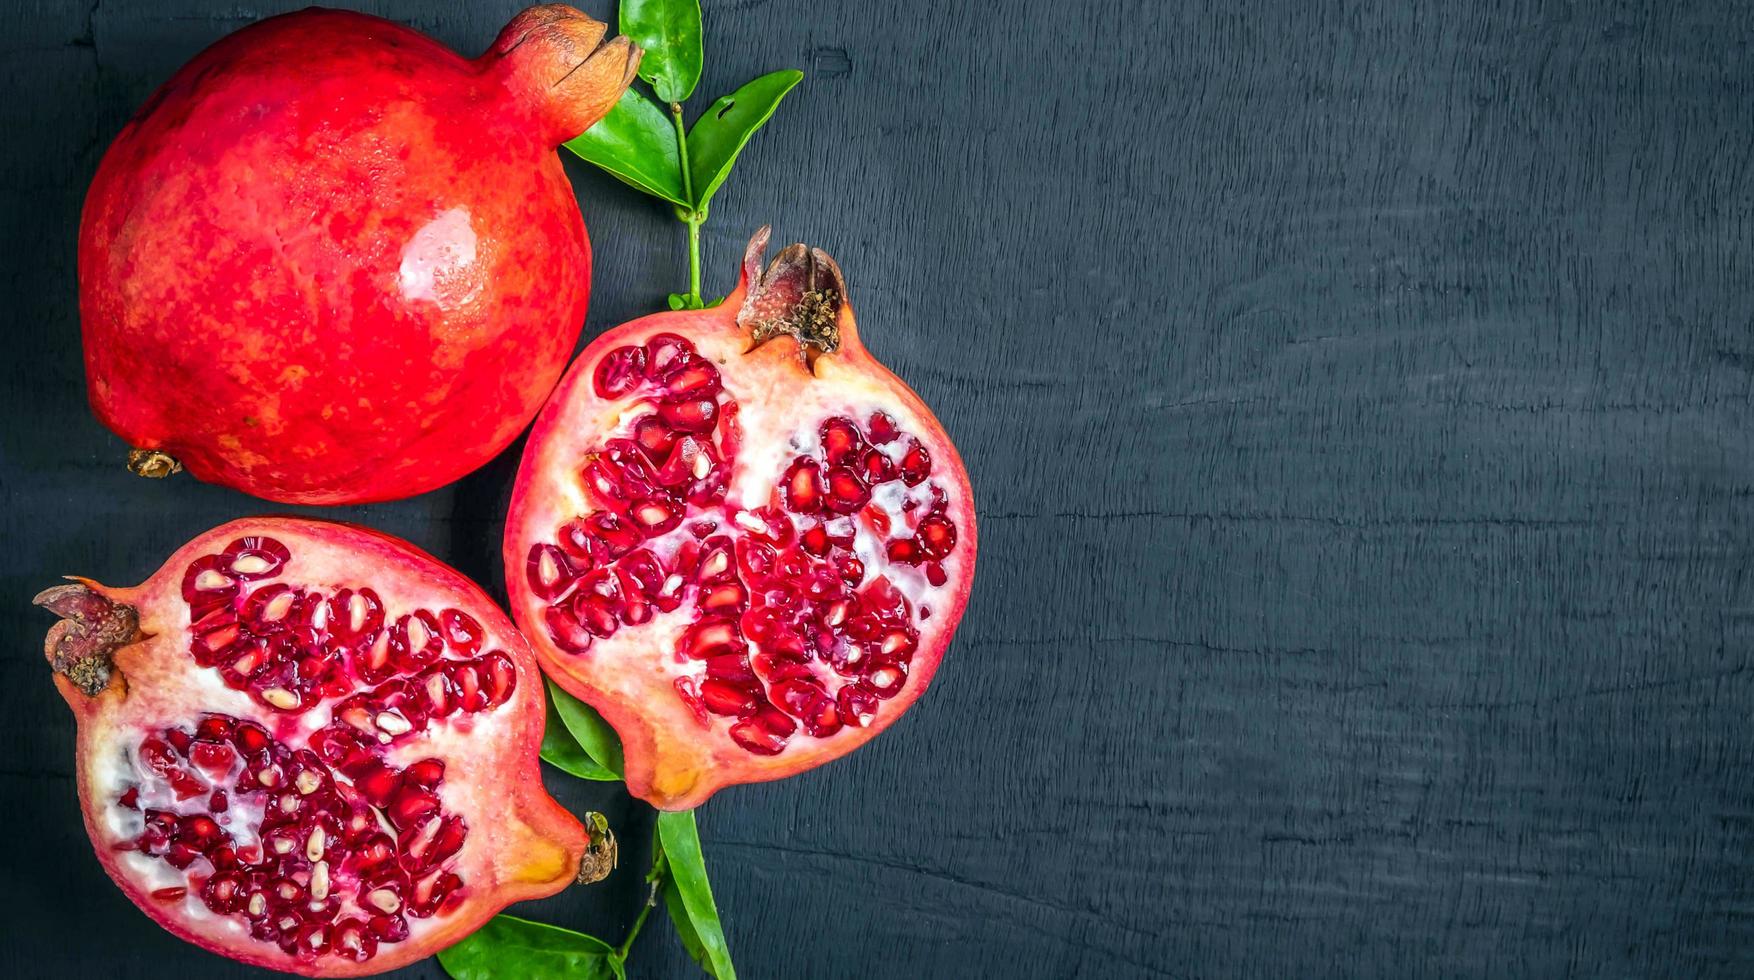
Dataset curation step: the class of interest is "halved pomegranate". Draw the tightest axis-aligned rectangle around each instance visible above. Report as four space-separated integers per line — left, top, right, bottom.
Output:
505 228 977 809
36 518 588 976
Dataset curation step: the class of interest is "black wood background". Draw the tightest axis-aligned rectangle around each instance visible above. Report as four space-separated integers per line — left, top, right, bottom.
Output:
4 1 1753 977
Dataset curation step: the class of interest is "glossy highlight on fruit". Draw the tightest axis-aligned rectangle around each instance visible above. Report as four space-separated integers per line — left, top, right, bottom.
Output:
78 6 638 504
505 228 977 809
36 518 587 976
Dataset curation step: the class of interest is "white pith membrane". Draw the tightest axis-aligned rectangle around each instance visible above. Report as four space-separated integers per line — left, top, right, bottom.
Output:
517 326 971 766
83 530 535 968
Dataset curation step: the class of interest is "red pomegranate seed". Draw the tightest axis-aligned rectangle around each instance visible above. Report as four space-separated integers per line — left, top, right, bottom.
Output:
899 440 932 485
699 581 749 614
735 539 778 584
643 333 696 381
152 887 188 902
729 717 788 755
866 411 900 444
633 415 677 462
326 587 386 647
886 538 922 564
673 677 710 727
695 536 736 583
575 594 620 639
593 344 647 398
585 512 641 558
783 458 824 513
655 435 711 488
925 562 948 586
835 554 866 585
629 498 681 536
440 609 483 654
700 679 761 716
118 786 140 809
863 661 909 698
332 919 377 963
555 520 603 570
223 536 290 580
544 604 594 654
623 600 653 625
916 515 957 559
525 545 577 602
823 468 868 513
388 610 443 671
680 618 743 659
666 359 722 397
704 655 757 681
386 786 440 831
799 524 830 556
860 447 896 484
837 686 879 727
819 416 865 466
658 395 719 433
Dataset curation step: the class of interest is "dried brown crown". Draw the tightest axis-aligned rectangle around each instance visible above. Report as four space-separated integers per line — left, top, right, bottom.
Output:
487 4 641 145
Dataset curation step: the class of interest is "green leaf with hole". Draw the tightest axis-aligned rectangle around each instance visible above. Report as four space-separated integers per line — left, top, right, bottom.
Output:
548 680 625 779
565 89 689 207
657 810 736 979
620 0 703 103
687 70 804 213
438 915 624 980
540 683 618 781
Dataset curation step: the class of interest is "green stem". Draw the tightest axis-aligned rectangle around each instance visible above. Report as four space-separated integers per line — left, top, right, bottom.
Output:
616 839 669 962
671 103 703 307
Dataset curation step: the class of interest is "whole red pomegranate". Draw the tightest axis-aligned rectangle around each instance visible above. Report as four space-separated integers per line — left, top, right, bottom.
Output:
505 229 977 809
36 518 593 976
78 6 637 504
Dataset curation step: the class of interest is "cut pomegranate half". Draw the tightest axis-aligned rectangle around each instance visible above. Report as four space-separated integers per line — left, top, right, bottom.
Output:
505 228 977 809
36 518 588 977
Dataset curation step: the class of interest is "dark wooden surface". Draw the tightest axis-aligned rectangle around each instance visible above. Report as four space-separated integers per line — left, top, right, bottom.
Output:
5 0 1754 977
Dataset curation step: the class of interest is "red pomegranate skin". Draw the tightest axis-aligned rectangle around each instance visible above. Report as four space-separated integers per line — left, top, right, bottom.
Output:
78 6 637 504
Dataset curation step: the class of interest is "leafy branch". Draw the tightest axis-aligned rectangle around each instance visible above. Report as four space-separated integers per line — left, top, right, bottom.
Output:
565 0 802 310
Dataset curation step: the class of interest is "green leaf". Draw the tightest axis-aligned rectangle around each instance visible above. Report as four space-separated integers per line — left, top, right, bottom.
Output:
657 810 736 979
540 686 618 781
549 680 626 779
667 293 689 311
686 70 804 213
438 915 625 980
564 89 690 208
620 0 704 103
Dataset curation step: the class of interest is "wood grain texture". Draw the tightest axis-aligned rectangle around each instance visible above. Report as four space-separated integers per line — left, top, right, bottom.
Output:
4 0 1753 977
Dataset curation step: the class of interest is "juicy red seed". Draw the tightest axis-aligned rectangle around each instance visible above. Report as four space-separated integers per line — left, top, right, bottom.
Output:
403 758 445 789
326 587 386 646
667 359 723 397
387 787 440 831
700 679 761 716
925 562 948 586
917 515 957 559
576 594 621 639
783 458 824 513
389 609 443 670
623 600 653 625
704 655 757 681
835 555 866 585
152 887 188 902
729 717 789 755
223 536 291 580
736 539 778 584
354 763 402 806
644 333 696 381
860 448 896 484
696 537 737 583
618 550 667 597
867 411 900 444
658 395 720 433
886 538 923 564
587 513 642 559
771 678 829 718
209 789 228 812
593 345 648 398
820 417 865 466
544 605 595 654
629 498 682 535
824 468 870 513
673 677 711 727
757 706 798 736
191 741 234 773
525 545 578 602
864 661 909 698
369 914 410 942
181 554 239 612
480 652 516 706
699 581 749 614
689 520 718 538
800 525 831 557
118 786 139 809
441 609 483 654
633 415 678 461
233 722 271 754
332 919 377 963
838 686 880 727
899 441 932 485
654 435 710 488
195 715 235 742
680 618 744 659
555 520 603 570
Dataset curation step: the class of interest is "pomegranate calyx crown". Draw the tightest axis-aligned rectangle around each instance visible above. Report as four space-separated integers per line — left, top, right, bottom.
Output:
126 448 183 480
573 811 618 885
487 5 642 146
738 231 847 360
35 583 139 696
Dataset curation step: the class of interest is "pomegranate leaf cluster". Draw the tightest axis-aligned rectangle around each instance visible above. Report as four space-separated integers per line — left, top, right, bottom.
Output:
564 0 803 309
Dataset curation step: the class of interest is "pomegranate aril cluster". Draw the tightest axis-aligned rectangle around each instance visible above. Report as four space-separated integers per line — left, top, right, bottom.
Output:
182 536 515 724
126 535 518 964
118 716 464 963
537 335 961 757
